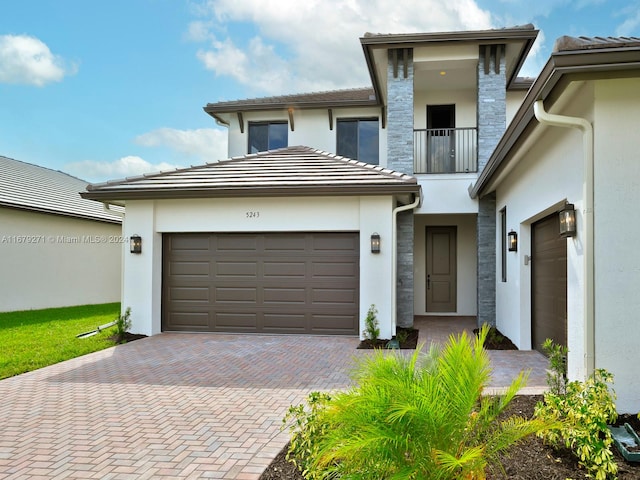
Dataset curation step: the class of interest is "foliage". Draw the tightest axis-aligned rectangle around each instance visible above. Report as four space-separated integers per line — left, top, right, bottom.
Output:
284 391 333 479
115 307 132 343
284 326 550 479
395 328 409 345
363 304 380 342
0 303 120 379
542 338 569 396
535 365 618 480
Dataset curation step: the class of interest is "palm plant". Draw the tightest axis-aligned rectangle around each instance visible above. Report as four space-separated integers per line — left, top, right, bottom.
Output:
294 326 551 479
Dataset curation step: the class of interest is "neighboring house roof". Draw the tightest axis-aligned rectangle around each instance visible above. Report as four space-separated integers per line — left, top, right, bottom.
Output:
0 155 123 224
361 25 539 95
82 146 420 201
471 35 640 198
204 87 378 124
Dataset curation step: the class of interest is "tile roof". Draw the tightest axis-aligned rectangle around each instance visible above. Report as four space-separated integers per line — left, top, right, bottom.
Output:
554 35 640 52
204 87 377 113
82 146 419 201
0 156 123 223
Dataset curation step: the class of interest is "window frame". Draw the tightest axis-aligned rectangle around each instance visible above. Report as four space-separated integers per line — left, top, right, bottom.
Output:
500 206 507 282
336 117 380 165
247 121 288 154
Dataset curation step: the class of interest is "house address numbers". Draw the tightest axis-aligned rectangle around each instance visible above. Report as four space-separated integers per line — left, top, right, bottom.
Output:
246 211 260 218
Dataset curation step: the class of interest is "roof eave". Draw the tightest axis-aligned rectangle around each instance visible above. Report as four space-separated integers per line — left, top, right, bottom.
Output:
203 98 380 117
81 184 420 202
0 201 123 225
471 46 640 198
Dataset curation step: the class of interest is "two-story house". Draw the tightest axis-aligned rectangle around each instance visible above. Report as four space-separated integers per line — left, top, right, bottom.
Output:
83 26 640 412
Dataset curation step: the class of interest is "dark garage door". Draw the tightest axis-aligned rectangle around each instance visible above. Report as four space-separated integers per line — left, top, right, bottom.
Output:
162 232 359 335
531 213 567 353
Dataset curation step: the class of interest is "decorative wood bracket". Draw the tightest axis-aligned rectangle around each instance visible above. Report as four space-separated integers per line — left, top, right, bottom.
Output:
237 112 244 134
288 108 295 131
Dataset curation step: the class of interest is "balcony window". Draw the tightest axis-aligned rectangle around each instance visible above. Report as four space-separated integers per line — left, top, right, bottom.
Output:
248 121 288 154
337 118 379 165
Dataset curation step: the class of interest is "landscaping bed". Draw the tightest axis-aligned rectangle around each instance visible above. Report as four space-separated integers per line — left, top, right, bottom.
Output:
260 394 640 479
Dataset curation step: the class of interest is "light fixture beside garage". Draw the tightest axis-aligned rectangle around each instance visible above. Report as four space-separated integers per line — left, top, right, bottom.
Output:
508 230 518 252
371 233 381 254
130 235 142 254
559 203 577 238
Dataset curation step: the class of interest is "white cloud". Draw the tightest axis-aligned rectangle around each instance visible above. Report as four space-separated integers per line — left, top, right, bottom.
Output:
615 3 640 36
134 127 228 162
189 0 493 95
65 156 180 183
0 34 76 86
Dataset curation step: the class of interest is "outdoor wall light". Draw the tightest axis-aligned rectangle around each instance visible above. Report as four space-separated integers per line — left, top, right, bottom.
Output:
508 230 518 252
559 203 577 238
371 233 381 254
130 235 142 254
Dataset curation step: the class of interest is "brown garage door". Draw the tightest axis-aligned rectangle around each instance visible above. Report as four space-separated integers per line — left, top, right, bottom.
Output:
531 213 567 353
162 232 359 335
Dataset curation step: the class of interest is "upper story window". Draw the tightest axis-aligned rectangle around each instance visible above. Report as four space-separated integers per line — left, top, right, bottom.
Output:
248 121 288 154
336 118 379 165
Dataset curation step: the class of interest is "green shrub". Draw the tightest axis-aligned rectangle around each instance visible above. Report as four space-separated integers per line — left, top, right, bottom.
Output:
284 326 549 479
535 359 618 480
542 338 569 395
115 307 132 344
363 304 380 342
283 391 333 479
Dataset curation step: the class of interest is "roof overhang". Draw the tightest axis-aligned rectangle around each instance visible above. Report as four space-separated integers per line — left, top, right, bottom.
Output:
471 42 640 198
360 26 539 103
82 146 421 203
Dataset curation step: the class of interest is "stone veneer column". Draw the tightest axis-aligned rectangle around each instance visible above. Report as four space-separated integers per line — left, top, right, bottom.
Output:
476 45 506 327
386 48 414 329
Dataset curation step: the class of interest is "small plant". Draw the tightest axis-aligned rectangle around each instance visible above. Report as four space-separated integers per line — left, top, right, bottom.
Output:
115 307 132 344
363 304 380 342
283 391 332 480
542 337 569 395
535 340 618 480
395 328 409 345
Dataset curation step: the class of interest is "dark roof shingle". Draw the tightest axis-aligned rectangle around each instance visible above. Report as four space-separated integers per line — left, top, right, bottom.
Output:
82 146 419 201
554 35 640 52
0 156 123 223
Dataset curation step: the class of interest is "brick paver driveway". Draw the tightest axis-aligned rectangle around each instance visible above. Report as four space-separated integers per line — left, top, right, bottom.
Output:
0 324 547 479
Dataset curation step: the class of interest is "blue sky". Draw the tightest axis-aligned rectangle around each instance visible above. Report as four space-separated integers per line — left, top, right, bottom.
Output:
1 0 639 182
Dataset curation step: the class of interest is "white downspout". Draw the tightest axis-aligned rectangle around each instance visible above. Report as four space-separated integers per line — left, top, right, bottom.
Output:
392 194 421 334
533 100 595 376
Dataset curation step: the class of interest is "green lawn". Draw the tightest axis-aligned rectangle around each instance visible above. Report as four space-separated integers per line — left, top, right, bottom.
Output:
0 303 121 380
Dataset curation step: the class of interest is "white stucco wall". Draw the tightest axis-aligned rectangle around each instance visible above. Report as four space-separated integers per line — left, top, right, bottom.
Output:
121 196 396 340
414 214 477 316
592 78 640 413
225 107 388 167
0 208 122 311
494 84 592 380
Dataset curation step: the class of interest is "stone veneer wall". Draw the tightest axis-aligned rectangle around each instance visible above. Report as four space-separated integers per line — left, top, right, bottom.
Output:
386 48 415 329
476 45 506 327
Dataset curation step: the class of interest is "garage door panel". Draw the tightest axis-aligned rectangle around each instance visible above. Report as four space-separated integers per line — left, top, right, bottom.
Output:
170 235 210 251
263 288 306 304
216 261 258 278
215 313 257 329
169 287 210 302
168 312 210 329
217 235 258 251
169 261 210 277
312 288 357 304
215 287 257 303
263 261 307 278
163 232 359 334
264 235 307 251
311 261 358 278
263 314 307 331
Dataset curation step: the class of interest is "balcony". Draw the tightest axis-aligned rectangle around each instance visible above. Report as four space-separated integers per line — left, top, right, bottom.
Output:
414 127 477 174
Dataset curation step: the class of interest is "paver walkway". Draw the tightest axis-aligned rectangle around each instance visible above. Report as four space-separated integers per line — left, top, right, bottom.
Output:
0 319 548 479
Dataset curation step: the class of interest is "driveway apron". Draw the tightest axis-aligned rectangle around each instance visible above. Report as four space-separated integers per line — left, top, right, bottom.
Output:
0 326 548 479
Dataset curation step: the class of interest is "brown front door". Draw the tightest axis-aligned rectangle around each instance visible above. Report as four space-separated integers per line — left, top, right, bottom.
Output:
532 214 567 353
426 226 457 312
162 232 359 335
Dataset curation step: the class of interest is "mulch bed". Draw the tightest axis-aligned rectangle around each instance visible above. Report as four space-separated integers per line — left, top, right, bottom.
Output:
260 394 640 479
356 327 419 349
108 332 148 343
